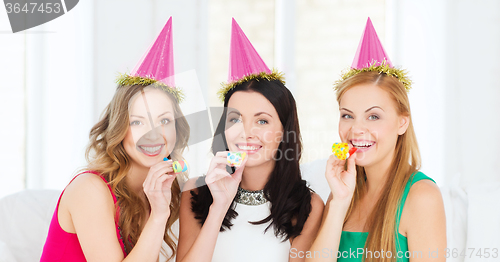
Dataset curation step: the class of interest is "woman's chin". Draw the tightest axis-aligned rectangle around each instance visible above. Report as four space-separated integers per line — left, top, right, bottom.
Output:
137 156 164 167
240 158 257 168
353 154 372 167
240 155 269 168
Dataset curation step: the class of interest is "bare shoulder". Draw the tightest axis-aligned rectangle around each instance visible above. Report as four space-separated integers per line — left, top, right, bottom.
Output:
177 178 203 261
65 173 111 196
402 179 447 252
406 179 443 208
62 173 115 211
58 172 115 234
288 192 325 246
310 192 325 213
400 179 445 236
305 192 325 227
179 177 201 216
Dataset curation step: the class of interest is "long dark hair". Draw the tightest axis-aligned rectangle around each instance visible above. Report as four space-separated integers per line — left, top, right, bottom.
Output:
190 79 312 241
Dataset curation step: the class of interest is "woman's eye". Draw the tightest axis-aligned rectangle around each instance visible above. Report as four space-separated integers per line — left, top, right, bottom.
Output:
229 118 242 123
341 114 353 119
160 118 171 125
130 120 142 126
368 115 379 120
257 119 268 125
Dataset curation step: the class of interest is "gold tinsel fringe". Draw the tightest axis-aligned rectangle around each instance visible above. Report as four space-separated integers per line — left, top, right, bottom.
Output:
217 69 286 102
334 61 412 92
116 73 185 102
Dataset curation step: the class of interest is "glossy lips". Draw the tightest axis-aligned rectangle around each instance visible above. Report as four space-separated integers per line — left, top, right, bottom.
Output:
235 143 262 154
350 139 375 153
137 144 164 157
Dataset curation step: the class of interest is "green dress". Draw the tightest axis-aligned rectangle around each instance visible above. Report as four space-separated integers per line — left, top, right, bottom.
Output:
337 172 435 261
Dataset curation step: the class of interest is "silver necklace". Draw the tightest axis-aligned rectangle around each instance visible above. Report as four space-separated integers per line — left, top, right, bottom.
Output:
235 187 268 205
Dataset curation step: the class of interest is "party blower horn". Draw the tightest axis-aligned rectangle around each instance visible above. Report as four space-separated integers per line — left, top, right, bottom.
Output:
332 143 357 160
163 157 189 173
227 152 246 167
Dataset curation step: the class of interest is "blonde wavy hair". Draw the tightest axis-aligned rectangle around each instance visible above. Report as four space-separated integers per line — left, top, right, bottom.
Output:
84 84 190 261
336 71 421 262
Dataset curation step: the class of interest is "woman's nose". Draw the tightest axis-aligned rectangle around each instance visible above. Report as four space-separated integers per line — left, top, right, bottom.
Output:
143 126 161 141
242 122 256 139
350 119 367 135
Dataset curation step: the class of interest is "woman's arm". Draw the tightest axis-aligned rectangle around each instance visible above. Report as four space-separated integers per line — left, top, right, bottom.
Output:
402 180 447 262
63 173 128 261
124 160 177 262
65 161 176 262
306 153 357 262
289 192 325 261
176 187 230 262
305 193 349 262
176 152 246 262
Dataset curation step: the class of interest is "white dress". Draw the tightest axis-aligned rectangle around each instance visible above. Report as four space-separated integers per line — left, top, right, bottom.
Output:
211 200 291 262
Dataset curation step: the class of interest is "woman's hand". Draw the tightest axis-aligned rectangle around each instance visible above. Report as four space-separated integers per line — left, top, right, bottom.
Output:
325 152 357 207
205 151 247 210
143 160 177 220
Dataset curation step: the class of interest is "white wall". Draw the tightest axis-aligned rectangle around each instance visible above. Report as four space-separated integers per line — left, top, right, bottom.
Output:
388 0 500 187
24 0 95 190
94 0 209 116
0 1 209 197
0 8 26 197
2 0 499 197
450 0 500 187
294 0 386 164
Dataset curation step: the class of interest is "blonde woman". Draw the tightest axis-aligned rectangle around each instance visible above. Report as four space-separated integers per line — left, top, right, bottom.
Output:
308 19 446 262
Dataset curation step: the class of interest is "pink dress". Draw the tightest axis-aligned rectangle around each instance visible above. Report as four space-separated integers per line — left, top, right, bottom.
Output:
40 171 126 261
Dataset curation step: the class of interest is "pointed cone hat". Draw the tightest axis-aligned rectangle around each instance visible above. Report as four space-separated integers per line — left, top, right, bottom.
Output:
334 17 412 92
132 16 175 86
117 17 184 102
218 18 284 101
351 17 392 69
228 18 272 82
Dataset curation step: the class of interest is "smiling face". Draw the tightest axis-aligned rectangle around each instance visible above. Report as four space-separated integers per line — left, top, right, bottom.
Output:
224 91 283 168
123 87 177 169
339 83 409 168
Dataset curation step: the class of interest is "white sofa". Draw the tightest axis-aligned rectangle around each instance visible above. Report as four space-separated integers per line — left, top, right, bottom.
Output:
0 160 498 262
0 190 60 262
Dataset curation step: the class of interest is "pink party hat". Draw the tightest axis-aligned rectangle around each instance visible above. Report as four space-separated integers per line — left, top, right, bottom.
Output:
131 16 175 87
117 17 184 102
228 18 271 82
334 18 412 92
351 17 392 69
